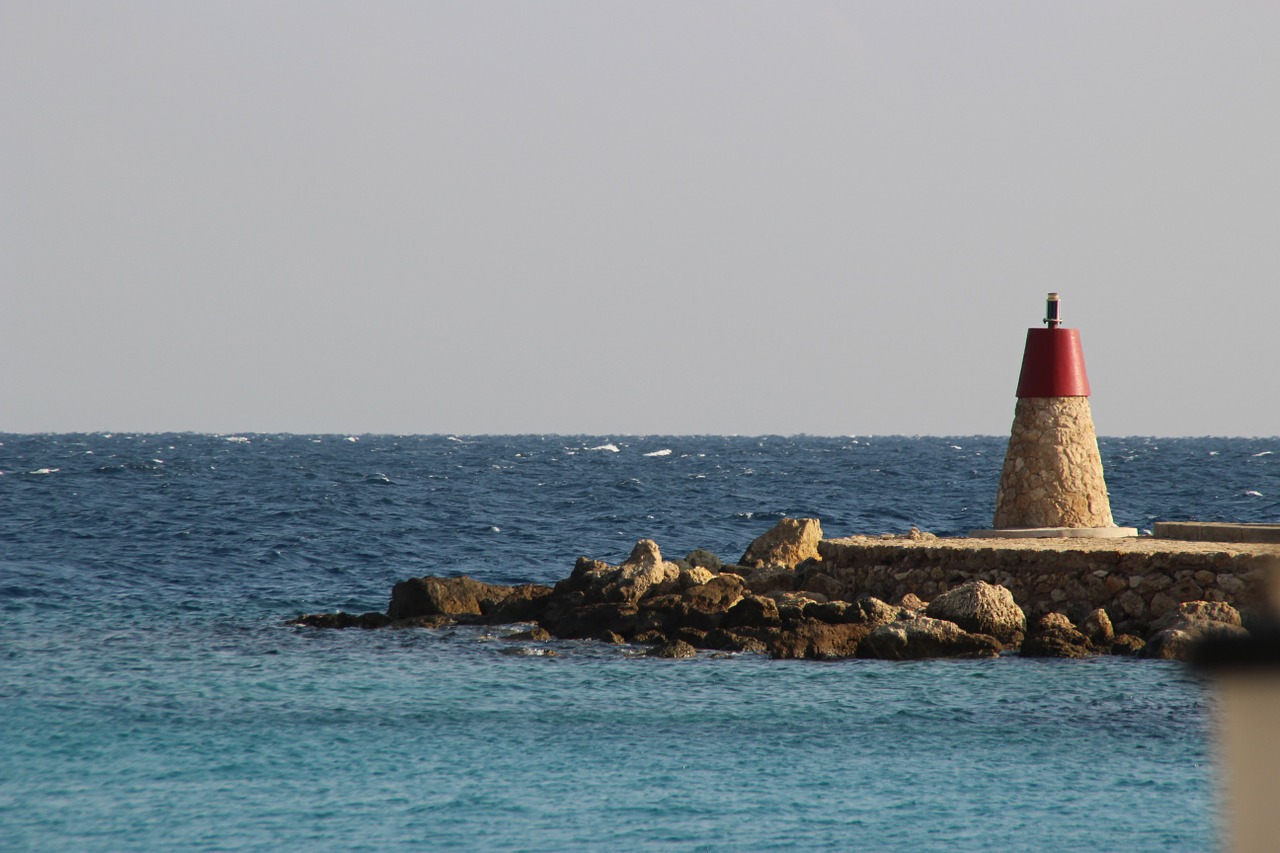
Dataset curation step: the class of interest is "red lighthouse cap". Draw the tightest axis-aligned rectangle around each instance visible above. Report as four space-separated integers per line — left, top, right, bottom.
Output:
1014 293 1091 397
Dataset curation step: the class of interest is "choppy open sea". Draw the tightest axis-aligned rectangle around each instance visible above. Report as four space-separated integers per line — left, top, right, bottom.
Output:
3 433 1278 851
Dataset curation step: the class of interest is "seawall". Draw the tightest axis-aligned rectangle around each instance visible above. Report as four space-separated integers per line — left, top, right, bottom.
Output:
815 535 1280 631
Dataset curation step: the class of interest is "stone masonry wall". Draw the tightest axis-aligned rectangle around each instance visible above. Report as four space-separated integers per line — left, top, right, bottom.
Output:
993 396 1114 528
815 537 1280 633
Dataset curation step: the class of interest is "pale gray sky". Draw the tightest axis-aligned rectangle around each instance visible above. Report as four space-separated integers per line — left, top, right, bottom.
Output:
2 2 1277 436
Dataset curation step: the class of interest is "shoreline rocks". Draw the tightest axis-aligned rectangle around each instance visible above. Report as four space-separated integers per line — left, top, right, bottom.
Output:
289 518 1277 662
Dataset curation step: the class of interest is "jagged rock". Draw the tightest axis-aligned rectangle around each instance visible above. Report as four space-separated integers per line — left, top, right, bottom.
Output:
676 566 716 589
1143 619 1249 661
684 549 724 571
1150 600 1243 632
288 611 391 629
745 566 799 595
848 595 902 628
859 617 1002 660
541 601 638 640
721 595 782 630
484 584 553 623
701 628 770 654
1079 608 1114 645
925 580 1026 644
768 620 870 660
1020 612 1094 658
1110 634 1146 655
387 576 515 620
898 593 928 613
739 517 823 570
683 575 746 612
803 600 851 624
555 541 681 606
648 639 698 658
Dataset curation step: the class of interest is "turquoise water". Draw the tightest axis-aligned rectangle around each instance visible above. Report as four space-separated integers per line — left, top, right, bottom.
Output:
4 434 1275 850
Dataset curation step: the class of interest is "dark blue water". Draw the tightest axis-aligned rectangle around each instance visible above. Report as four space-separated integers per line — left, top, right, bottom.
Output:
2 433 1277 851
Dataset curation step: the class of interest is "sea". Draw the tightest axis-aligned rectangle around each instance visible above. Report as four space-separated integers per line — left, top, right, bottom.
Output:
2 433 1278 851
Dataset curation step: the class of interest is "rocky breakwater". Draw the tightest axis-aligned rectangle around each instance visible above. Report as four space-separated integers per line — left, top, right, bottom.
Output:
290 518 1276 660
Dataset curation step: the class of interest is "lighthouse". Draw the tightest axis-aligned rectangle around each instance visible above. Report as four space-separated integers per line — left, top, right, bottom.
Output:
975 293 1136 539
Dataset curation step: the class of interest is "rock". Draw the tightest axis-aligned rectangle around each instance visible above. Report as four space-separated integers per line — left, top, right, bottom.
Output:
924 580 1026 644
559 541 682 606
859 617 1002 660
701 628 770 654
483 584 553 623
1020 613 1094 658
541 601 638 640
744 566 799 595
721 594 782 630
684 549 724 572
739 518 823 570
1143 620 1249 661
387 576 515 620
768 621 870 660
1078 608 1114 645
1110 634 1146 656
288 611 391 629
803 600 850 624
676 566 716 589
647 639 698 658
684 575 746 611
505 626 553 642
1150 600 1243 632
898 593 928 613
848 595 901 628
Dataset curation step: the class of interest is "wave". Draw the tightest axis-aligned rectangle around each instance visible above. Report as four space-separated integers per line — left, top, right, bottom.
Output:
586 444 620 453
643 449 672 457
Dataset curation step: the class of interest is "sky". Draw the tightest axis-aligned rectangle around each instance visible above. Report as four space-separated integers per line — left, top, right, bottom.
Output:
2 1 1277 437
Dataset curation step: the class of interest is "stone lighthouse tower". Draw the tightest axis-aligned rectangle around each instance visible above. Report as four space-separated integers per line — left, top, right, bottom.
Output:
982 294 1135 538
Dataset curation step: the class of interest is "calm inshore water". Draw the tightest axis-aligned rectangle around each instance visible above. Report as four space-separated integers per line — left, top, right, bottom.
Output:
2 433 1277 851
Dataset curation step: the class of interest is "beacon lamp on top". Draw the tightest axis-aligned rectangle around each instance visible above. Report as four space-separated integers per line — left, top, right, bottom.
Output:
971 293 1138 539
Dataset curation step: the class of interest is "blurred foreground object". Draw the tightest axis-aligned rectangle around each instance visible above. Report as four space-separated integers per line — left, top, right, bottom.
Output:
1193 559 1280 853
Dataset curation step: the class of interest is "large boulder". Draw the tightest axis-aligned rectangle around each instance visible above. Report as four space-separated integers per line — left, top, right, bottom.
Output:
859 617 1002 660
1020 612 1094 659
925 580 1026 644
739 518 823 570
1150 600 1243 632
388 576 515 620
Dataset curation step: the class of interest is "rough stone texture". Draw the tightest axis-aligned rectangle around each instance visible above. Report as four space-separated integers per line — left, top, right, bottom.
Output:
289 611 392 629
647 639 699 658
859 617 1002 660
816 535 1280 633
768 621 870 660
1143 619 1249 660
387 576 516 620
739 517 823 569
992 396 1115 529
1020 612 1094 658
924 580 1026 644
1079 608 1114 645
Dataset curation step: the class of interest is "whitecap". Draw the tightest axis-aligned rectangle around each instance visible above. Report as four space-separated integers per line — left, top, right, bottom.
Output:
1252 451 1273 457
345 436 359 443
643 449 672 457
28 468 59 475
1244 490 1264 497
950 445 963 451
489 526 501 533
224 436 250 444
1208 451 1220 456
587 443 620 453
